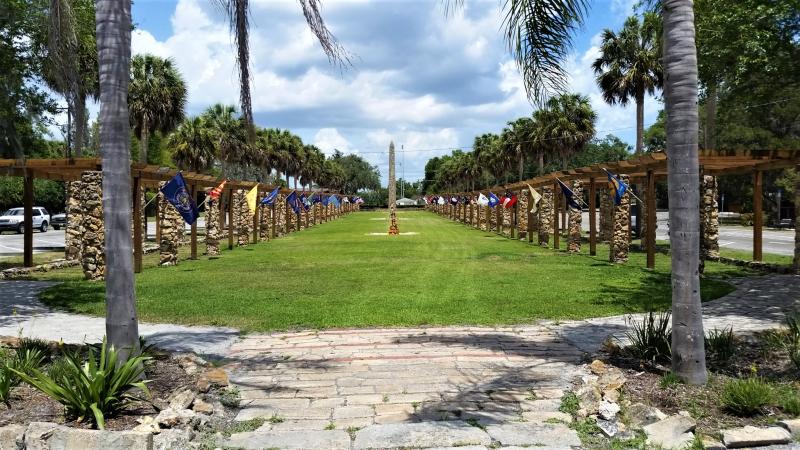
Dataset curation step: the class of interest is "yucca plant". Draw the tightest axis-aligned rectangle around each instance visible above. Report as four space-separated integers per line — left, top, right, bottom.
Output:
625 312 672 363
0 366 13 406
11 339 151 429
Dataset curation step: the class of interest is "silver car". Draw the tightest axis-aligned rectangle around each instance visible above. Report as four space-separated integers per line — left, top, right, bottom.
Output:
0 207 51 233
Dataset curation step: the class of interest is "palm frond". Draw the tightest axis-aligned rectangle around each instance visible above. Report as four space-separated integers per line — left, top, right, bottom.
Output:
298 0 353 68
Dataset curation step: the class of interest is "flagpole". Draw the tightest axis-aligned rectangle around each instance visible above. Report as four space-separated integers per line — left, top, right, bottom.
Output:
554 177 590 209
601 168 644 204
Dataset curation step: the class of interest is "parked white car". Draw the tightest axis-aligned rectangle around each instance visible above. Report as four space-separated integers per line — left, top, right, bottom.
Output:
0 207 51 233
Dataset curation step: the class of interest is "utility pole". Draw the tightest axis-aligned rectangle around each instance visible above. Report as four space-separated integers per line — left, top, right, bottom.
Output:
401 144 405 199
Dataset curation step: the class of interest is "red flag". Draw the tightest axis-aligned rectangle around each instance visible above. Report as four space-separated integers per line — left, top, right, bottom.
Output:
209 180 227 200
502 193 517 209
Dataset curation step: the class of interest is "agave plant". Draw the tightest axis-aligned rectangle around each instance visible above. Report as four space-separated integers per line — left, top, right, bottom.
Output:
12 339 150 429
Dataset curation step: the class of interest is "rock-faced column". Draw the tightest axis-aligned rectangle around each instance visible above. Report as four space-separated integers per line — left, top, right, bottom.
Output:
568 180 583 253
205 190 220 256
518 191 529 239
64 180 83 261
235 189 250 247
79 172 104 280
388 141 399 235
609 175 631 263
700 175 720 260
158 182 181 266
259 203 270 241
600 188 613 242
538 187 553 246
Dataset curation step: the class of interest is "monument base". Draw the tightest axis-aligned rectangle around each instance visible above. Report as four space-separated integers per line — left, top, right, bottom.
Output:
388 208 399 235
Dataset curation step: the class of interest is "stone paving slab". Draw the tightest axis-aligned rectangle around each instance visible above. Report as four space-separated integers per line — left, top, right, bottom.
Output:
352 422 492 449
485 422 581 448
225 429 351 450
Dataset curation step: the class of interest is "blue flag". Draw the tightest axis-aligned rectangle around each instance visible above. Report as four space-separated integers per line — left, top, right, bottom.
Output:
286 191 301 215
329 195 341 208
300 193 311 210
557 179 582 210
160 172 199 225
606 170 628 205
260 187 280 205
488 192 500 208
322 195 330 206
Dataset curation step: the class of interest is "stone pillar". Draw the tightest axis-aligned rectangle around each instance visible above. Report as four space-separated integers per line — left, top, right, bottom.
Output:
568 180 583 253
259 203 270 241
502 204 511 236
518 191 529 239
79 172 104 280
700 175 720 259
538 187 553 247
610 175 631 263
64 181 83 261
205 191 220 256
795 173 800 274
158 182 181 266
600 188 613 243
235 189 251 247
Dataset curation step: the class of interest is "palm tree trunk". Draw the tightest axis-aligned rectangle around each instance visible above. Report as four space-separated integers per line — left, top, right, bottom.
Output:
234 0 255 144
73 91 86 157
139 125 149 164
538 151 544 175
96 0 140 360
518 156 524 181
663 0 707 385
635 89 645 155
705 79 717 150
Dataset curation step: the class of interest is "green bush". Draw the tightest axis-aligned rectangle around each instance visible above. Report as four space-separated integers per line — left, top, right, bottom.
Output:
626 312 672 362
12 348 47 381
559 391 580 416
740 213 754 226
721 377 774 416
777 388 800 416
12 339 150 429
0 366 13 405
17 338 52 358
705 327 737 365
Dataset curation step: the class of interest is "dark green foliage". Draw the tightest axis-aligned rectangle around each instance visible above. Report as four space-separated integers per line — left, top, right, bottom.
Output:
626 312 672 362
0 177 66 215
705 327 737 365
721 377 773 416
559 391 580 416
17 337 52 358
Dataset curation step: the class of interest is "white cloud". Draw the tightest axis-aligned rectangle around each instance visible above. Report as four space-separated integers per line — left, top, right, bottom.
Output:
314 128 352 155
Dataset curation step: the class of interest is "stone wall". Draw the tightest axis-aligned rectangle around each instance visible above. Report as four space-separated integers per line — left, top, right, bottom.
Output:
700 175 720 259
158 182 182 266
609 175 631 263
79 171 104 280
64 181 82 261
235 190 251 247
259 204 270 241
205 193 220 256
538 187 553 247
568 181 583 253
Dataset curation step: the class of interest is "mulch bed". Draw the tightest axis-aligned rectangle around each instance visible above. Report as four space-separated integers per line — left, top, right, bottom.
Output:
604 332 800 436
0 351 197 431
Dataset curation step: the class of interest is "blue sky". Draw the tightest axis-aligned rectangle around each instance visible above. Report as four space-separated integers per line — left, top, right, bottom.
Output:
129 0 661 184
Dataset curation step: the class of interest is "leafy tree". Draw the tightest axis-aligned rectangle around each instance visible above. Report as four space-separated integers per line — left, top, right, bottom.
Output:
129 54 187 164
0 176 65 214
201 104 249 178
569 134 631 167
533 93 596 170
168 117 216 173
331 151 380 194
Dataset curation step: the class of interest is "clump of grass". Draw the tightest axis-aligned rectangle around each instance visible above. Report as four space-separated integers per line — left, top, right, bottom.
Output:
559 391 580 416
465 417 485 430
721 376 773 416
774 384 800 416
659 372 682 388
346 426 361 439
626 312 671 362
17 338 52 359
268 414 285 424
324 422 336 430
218 387 241 408
223 417 266 436
705 327 737 365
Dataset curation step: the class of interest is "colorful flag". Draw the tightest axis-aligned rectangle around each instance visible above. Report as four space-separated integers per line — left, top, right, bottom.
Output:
450 196 458 205
330 195 341 208
477 193 489 206
260 187 280 205
557 179 582 210
488 192 500 208
209 179 227 200
502 192 517 209
342 196 350 204
300 193 311 210
527 184 542 214
286 191 301 215
437 196 446 205
245 185 258 215
322 195 330 206
606 170 628 205
354 197 365 205
160 172 199 225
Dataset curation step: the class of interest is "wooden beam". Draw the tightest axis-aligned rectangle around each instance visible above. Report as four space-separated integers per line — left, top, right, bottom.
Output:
189 184 198 259
553 182 560 250
589 177 596 256
133 176 143 272
646 170 656 269
23 172 34 267
753 170 763 261
228 189 234 250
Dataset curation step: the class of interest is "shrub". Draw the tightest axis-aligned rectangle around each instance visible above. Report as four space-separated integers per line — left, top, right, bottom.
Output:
12 339 150 429
12 348 47 382
17 338 52 359
705 327 737 364
626 312 671 362
0 366 13 405
721 377 773 416
774 384 800 416
219 387 241 408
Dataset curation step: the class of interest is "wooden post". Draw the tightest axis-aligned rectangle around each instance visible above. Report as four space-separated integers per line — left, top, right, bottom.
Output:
227 189 234 250
252 193 259 244
155 194 161 243
553 182 560 250
133 176 143 272
495 204 501 234
271 204 276 239
484 205 489 231
190 184 198 259
589 177 596 256
23 171 34 267
527 195 534 243
646 171 656 269
753 170 763 261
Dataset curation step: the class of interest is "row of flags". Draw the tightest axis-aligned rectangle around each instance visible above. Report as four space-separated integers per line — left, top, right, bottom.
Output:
428 170 629 215
160 173 363 226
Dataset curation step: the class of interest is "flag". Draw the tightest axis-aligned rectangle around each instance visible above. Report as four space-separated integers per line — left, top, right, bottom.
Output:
245 185 258 215
330 195 341 208
477 193 489 206
527 184 542 214
300 193 311 210
450 196 458 205
342 196 350 204
557 179 582 210
260 187 280 205
322 195 330 206
209 179 227 200
286 191 301 215
607 170 628 205
354 197 364 205
488 192 500 208
502 192 517 209
160 172 199 225
437 196 445 205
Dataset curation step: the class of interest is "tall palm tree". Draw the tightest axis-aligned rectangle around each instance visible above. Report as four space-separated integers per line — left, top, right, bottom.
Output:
168 117 216 173
592 13 662 154
95 0 139 358
534 93 596 170
663 0 707 384
201 104 248 176
502 117 535 181
129 54 187 164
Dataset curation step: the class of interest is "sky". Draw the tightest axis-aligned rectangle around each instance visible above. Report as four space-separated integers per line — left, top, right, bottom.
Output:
126 0 661 185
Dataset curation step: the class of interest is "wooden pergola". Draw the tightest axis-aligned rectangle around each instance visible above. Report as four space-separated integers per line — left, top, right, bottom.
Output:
441 149 800 268
0 158 334 270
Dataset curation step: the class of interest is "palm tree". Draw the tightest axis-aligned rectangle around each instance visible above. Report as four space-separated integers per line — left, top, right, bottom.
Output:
534 94 596 170
168 117 216 173
201 104 248 177
592 13 662 154
129 54 187 164
502 117 536 181
95 0 139 358
663 0 707 384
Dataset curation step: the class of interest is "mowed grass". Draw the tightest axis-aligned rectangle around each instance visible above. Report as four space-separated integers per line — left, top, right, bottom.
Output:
37 210 749 332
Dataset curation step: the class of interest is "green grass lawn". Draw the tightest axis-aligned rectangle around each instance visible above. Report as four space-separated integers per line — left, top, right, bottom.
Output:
35 210 752 332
